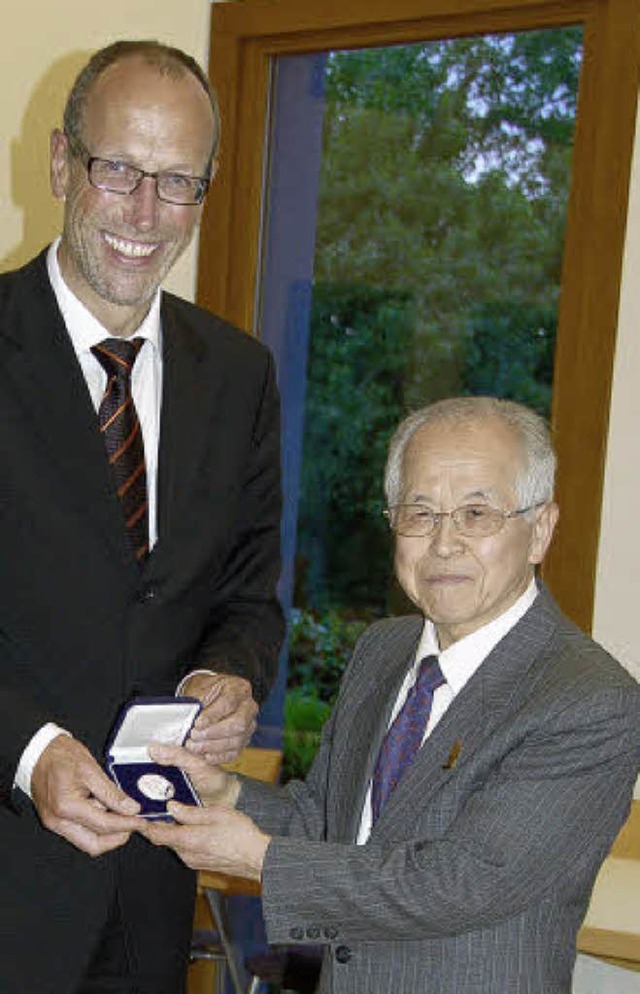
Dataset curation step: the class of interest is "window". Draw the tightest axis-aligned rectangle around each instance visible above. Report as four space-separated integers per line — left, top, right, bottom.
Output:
197 0 640 634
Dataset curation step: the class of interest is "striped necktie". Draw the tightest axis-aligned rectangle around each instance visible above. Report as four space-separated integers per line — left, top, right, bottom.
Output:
371 654 445 824
91 338 149 563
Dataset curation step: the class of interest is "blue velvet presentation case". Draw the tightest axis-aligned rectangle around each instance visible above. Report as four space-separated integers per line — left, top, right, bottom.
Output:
105 696 202 820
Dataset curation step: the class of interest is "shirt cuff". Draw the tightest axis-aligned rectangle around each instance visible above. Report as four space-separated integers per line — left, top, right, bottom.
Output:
176 669 217 697
14 723 72 797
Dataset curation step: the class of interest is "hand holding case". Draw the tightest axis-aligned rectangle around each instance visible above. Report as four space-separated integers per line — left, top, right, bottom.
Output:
105 696 202 819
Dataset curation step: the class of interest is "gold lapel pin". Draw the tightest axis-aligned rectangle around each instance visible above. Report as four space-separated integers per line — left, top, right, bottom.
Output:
442 739 462 770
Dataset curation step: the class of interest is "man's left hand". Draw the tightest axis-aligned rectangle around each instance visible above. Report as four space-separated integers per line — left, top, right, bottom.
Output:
138 800 270 881
181 673 258 764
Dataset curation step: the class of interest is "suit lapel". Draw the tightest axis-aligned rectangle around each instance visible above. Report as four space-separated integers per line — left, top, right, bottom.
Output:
369 589 559 832
151 295 224 566
335 620 423 840
0 252 136 572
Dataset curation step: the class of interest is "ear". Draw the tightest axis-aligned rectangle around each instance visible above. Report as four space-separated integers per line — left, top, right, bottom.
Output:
528 501 559 566
50 128 70 201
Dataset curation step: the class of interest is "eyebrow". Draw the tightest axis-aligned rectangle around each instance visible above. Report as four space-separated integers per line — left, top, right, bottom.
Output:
95 150 203 174
407 489 495 504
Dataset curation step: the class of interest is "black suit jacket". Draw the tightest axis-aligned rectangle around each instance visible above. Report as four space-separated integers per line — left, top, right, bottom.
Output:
0 250 284 994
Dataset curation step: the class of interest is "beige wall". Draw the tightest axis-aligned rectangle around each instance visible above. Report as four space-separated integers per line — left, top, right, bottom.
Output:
593 98 640 688
0 0 212 300
593 100 640 802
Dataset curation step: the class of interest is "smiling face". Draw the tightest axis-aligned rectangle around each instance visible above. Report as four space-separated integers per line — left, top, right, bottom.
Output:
394 416 558 649
50 55 216 336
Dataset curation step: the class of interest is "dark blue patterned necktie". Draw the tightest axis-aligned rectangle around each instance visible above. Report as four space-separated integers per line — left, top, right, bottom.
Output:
91 338 149 563
371 654 445 824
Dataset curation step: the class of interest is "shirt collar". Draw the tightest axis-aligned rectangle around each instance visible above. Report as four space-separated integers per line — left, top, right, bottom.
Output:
415 578 539 694
46 237 162 357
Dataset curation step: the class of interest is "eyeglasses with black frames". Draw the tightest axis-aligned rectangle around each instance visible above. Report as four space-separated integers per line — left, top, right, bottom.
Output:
65 132 211 206
384 502 545 539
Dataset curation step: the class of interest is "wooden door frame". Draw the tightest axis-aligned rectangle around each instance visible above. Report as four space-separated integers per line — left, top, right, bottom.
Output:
197 0 640 632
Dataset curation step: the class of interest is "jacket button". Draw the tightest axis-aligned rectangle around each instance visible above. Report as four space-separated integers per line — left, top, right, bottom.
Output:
289 927 305 941
306 926 320 940
138 587 156 603
324 926 338 940
335 945 351 963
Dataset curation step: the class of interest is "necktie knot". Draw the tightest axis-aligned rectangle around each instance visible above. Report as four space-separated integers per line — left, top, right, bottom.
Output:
416 654 446 696
92 338 144 381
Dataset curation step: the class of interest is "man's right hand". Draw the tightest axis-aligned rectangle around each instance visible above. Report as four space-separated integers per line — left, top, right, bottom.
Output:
147 742 241 809
30 734 140 856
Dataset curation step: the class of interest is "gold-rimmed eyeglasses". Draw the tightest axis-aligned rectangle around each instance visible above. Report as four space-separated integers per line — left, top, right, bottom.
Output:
384 502 545 538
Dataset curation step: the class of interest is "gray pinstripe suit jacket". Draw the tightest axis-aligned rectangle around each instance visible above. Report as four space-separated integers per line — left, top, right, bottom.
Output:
239 585 640 993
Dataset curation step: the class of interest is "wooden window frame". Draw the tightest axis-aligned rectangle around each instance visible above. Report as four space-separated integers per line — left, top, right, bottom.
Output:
197 0 640 632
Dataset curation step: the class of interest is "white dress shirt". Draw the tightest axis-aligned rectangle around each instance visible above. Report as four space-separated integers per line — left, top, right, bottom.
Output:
14 240 164 795
47 237 163 543
356 579 538 843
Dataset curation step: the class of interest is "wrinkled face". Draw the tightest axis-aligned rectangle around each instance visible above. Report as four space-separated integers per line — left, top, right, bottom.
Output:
50 55 216 335
394 417 558 649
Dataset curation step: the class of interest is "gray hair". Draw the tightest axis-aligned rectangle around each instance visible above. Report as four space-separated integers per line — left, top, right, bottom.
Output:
62 40 220 173
384 396 556 509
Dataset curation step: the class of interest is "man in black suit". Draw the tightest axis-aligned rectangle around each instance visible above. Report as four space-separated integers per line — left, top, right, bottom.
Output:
0 40 283 994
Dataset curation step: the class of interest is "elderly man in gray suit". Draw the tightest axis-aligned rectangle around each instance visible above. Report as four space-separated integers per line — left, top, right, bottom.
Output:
143 396 640 994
